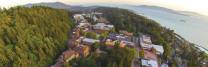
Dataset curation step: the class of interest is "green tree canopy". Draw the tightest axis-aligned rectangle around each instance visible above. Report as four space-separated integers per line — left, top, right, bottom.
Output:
0 6 73 67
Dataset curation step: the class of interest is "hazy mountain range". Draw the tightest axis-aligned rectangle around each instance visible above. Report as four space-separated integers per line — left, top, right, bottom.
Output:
24 2 208 18
24 2 96 11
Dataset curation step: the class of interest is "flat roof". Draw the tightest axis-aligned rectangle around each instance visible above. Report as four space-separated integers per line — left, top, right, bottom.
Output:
152 45 164 54
83 38 100 43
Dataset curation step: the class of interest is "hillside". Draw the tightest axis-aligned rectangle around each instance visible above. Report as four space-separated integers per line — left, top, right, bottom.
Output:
0 6 73 67
123 5 208 51
0 4 207 67
94 7 208 67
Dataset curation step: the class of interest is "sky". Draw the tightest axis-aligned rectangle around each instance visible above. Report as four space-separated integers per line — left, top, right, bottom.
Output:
0 0 208 16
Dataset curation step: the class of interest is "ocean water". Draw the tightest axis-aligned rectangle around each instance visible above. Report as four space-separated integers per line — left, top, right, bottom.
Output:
122 7 208 52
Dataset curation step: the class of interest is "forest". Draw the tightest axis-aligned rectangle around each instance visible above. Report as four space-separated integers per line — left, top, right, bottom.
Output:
64 45 137 67
0 6 73 67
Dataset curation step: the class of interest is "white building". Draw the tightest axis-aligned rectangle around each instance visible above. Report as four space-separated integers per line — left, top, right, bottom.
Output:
93 16 98 22
120 41 135 47
140 35 164 54
93 23 114 30
73 14 85 23
140 35 153 49
152 45 164 55
77 23 91 28
82 38 100 45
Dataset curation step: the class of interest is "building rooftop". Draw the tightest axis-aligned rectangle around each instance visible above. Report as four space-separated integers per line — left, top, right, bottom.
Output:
109 33 131 41
141 59 158 67
94 23 106 26
141 35 152 44
82 38 100 44
152 45 164 55
77 23 90 28
140 35 153 49
119 30 133 36
93 23 114 30
74 45 90 57
97 17 110 23
62 50 79 62
74 14 84 20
